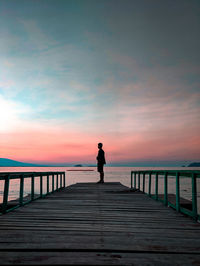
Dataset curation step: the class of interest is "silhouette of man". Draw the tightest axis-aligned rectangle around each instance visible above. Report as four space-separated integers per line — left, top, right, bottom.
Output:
96 143 106 183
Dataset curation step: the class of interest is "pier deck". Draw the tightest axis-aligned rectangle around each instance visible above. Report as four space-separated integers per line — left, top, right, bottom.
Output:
0 182 200 265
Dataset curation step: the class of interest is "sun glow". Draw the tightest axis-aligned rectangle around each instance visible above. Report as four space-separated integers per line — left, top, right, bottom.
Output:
0 96 24 132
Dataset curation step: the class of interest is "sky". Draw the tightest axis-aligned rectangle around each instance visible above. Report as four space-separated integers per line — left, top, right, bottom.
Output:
0 0 200 165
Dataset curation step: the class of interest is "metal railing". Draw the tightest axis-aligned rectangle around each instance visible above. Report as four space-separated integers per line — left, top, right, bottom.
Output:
0 171 65 214
131 170 200 221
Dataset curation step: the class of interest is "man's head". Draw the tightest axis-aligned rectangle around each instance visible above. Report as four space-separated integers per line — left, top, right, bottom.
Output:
98 143 103 149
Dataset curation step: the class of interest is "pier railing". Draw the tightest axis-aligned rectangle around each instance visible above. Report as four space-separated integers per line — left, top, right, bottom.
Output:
0 171 65 214
131 170 200 221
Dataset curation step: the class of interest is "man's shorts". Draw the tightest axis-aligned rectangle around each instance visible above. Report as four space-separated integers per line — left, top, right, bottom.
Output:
97 163 104 173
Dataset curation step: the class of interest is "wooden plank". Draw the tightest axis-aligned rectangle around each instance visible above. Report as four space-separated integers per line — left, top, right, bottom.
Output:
0 251 200 265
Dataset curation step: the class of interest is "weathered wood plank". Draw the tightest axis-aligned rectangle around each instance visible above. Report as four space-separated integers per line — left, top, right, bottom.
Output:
0 251 200 265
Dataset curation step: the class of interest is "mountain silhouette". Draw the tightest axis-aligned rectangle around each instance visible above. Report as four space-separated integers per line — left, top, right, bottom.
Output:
0 158 42 167
188 162 200 167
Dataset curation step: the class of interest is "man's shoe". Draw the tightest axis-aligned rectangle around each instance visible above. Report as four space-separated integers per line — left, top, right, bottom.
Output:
97 180 104 184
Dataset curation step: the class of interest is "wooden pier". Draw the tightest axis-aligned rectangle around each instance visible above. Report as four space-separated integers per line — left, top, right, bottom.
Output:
0 182 200 265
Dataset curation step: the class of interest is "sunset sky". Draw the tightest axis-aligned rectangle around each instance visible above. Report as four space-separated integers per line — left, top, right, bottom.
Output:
0 0 200 165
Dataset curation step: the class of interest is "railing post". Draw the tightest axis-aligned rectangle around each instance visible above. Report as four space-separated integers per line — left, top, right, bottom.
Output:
31 174 34 201
164 172 168 206
138 172 140 191
60 174 62 188
2 175 10 213
192 173 197 220
143 173 145 193
63 172 66 187
176 172 180 212
134 172 136 189
148 172 152 196
40 175 43 198
47 174 49 194
52 174 54 192
131 171 133 189
155 173 158 200
56 174 58 190
19 174 24 206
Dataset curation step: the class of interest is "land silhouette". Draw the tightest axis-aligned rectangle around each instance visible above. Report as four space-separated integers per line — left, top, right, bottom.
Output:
0 158 199 167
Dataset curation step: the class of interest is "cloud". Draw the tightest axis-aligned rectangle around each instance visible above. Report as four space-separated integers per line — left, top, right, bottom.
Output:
20 19 57 51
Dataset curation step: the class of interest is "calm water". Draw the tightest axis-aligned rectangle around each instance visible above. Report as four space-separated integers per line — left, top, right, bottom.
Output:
0 166 200 212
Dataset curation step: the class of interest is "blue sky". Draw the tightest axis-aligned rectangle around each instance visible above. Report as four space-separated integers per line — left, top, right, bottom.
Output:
0 0 200 164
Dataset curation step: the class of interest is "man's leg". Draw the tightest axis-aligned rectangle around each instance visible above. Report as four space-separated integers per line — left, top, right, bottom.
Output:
100 172 104 183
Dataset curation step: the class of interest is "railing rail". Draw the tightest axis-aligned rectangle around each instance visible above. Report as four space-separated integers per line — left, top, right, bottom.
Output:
131 170 200 221
0 171 66 214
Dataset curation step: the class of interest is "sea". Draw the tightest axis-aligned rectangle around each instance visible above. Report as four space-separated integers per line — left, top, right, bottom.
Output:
0 166 200 213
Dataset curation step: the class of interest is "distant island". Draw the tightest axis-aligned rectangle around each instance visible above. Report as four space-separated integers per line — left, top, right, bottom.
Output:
73 164 83 167
188 162 200 167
